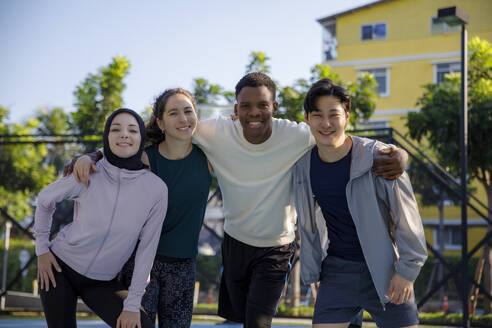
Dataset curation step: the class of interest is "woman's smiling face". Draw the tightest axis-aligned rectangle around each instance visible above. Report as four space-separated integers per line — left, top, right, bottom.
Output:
157 93 198 142
108 112 141 158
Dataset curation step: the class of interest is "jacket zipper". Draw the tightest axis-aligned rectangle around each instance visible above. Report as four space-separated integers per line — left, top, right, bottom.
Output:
83 169 121 275
310 194 316 233
346 169 387 309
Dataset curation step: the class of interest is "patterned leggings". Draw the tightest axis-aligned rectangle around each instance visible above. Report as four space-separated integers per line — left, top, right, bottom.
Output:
120 255 196 328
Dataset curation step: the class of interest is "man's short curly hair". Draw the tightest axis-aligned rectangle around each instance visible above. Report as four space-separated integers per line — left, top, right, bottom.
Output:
235 72 276 101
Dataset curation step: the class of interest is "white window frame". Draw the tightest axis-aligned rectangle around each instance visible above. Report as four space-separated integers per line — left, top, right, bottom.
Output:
322 19 337 61
357 118 390 129
430 16 460 35
432 225 462 251
360 22 387 41
356 65 390 98
432 60 461 83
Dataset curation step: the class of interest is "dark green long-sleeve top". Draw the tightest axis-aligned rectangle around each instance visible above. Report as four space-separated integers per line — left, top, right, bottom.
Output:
145 144 211 259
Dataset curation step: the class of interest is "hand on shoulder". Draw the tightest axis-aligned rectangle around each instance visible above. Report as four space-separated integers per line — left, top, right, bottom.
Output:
372 146 408 180
73 155 100 187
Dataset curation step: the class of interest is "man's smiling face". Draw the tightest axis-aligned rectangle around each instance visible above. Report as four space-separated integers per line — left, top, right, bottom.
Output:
234 85 278 144
304 95 349 149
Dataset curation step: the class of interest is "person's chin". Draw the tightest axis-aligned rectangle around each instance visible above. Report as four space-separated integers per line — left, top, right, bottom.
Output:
115 151 136 158
168 133 193 142
246 129 267 138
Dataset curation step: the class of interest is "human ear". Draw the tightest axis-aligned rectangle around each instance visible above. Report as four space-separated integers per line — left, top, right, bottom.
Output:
272 102 279 115
156 117 165 133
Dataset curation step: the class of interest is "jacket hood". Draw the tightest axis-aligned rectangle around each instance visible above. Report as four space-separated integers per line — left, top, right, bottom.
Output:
349 136 378 180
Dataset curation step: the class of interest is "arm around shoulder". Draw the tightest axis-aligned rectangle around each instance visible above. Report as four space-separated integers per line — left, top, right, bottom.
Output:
372 142 408 180
193 118 219 147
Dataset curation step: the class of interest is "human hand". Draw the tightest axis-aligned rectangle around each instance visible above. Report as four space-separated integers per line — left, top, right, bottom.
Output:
116 310 141 328
37 251 62 292
73 155 99 187
63 155 80 177
372 146 408 180
387 273 414 305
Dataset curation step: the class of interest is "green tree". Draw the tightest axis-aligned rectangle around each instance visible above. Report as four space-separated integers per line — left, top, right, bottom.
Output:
0 106 55 221
406 37 492 312
140 107 153 123
72 56 130 135
245 51 271 74
347 72 378 128
309 63 342 84
277 79 309 122
35 107 74 173
192 78 223 105
222 91 236 104
36 107 69 135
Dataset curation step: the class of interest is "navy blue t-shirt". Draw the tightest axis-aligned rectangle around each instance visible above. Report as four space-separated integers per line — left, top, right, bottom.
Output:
310 145 365 262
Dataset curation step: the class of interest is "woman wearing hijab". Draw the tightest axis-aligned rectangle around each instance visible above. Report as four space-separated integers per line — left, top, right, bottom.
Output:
34 108 168 328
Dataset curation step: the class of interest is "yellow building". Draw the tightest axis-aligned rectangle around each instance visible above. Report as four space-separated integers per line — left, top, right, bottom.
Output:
317 0 492 255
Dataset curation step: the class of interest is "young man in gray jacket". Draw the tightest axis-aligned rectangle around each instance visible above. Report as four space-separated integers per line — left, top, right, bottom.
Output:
293 79 427 328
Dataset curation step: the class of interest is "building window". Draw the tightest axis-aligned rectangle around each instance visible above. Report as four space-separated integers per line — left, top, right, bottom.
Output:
361 23 386 41
435 62 460 83
434 225 462 251
359 68 389 97
356 119 390 130
431 17 460 35
322 21 337 61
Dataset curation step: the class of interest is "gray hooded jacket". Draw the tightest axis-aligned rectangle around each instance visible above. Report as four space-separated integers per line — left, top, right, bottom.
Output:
293 136 427 305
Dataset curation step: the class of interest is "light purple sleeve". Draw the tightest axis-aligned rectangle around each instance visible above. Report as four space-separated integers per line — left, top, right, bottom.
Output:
123 186 168 313
34 175 86 256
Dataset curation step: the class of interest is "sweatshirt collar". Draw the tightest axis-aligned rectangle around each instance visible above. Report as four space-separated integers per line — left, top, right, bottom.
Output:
100 157 148 183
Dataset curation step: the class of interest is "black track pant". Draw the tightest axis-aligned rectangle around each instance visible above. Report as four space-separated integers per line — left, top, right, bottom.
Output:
40 253 154 328
218 233 295 328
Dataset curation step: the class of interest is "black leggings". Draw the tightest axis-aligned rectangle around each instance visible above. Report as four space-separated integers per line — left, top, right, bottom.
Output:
40 253 154 328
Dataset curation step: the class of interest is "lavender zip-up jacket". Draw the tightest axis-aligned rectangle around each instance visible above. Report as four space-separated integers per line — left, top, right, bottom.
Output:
34 158 168 313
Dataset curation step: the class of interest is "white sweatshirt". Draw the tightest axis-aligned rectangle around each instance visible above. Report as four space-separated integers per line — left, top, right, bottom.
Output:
194 116 314 247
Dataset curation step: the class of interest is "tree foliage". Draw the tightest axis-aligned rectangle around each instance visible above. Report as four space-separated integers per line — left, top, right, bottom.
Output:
0 106 55 220
407 37 492 191
72 56 130 134
36 107 74 173
192 78 224 105
36 107 69 135
245 51 271 74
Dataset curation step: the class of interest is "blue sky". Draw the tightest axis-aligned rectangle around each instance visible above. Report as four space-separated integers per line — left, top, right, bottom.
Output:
0 0 371 123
